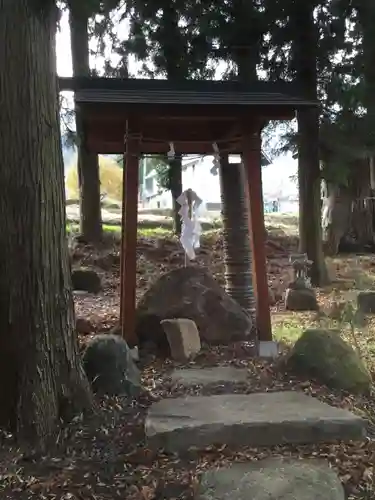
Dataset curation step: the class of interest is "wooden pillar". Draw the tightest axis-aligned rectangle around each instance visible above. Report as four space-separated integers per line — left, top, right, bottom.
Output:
120 127 139 346
242 129 272 341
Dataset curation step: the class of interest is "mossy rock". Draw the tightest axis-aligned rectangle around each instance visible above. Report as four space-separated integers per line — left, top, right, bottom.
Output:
357 291 375 314
82 334 141 396
72 267 102 294
286 329 371 395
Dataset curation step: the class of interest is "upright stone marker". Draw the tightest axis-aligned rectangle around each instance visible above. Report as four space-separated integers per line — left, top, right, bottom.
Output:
161 318 201 361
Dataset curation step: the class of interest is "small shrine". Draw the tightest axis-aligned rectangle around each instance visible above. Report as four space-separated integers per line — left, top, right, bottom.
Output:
59 76 316 346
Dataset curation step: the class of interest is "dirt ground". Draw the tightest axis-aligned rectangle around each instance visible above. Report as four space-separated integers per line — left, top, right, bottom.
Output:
1 219 375 499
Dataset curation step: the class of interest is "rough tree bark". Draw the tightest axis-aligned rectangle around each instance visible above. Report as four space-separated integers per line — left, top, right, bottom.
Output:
354 2 375 248
0 1 93 448
161 5 184 236
217 41 259 320
321 1 375 256
219 155 256 321
69 2 102 243
322 160 375 254
357 0 375 148
347 162 374 248
218 6 262 321
292 1 329 285
321 182 352 255
168 156 183 236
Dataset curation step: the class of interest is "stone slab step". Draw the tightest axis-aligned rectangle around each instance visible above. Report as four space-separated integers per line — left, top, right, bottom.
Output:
171 367 248 386
197 459 345 500
145 391 365 453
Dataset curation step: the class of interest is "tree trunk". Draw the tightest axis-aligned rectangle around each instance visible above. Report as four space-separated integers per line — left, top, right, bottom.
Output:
69 3 102 243
221 2 262 322
297 110 328 284
292 1 329 285
356 2 375 248
168 157 183 236
348 163 374 248
322 161 375 255
160 6 185 236
321 181 352 255
78 149 102 243
345 160 374 251
0 1 93 448
368 156 375 241
357 1 375 151
220 156 256 321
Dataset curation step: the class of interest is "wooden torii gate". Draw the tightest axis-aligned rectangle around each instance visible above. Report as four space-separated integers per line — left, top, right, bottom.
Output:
59 76 315 347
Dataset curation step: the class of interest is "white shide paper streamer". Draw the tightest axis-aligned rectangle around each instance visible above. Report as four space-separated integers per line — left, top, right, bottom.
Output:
176 188 203 262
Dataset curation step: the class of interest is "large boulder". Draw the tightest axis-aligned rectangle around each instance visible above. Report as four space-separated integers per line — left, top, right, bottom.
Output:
76 316 94 335
357 291 375 314
82 334 141 396
136 267 253 351
285 287 318 311
72 267 102 293
286 329 371 394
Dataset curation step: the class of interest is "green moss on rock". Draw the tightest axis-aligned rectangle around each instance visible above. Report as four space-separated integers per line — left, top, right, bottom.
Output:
286 329 371 394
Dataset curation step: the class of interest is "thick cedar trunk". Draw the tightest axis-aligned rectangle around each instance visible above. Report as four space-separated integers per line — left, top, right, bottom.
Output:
322 162 375 254
161 7 184 236
368 157 375 241
321 182 352 255
0 1 93 447
356 3 375 248
297 109 328 286
69 4 102 243
220 4 260 320
357 1 375 150
220 156 256 320
168 157 183 236
347 163 374 248
293 2 328 285
321 2 375 256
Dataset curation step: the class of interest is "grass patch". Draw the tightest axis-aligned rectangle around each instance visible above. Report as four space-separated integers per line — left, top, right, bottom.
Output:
66 223 173 239
138 226 173 237
67 223 121 235
66 208 299 234
264 213 299 236
272 313 313 345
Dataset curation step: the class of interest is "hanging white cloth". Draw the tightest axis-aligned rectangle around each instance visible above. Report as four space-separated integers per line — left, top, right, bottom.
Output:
176 189 203 261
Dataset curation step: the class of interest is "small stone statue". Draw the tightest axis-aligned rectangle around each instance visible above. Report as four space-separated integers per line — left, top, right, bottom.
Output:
289 254 312 289
285 254 318 311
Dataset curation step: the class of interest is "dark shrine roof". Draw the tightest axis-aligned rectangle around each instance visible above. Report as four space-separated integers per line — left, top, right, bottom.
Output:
58 76 316 107
58 77 316 154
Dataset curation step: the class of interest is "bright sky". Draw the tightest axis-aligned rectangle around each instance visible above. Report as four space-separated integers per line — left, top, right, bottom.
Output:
57 8 133 76
56 11 72 76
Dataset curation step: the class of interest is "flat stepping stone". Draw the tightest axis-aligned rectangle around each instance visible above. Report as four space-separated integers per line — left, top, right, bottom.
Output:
197 459 345 500
171 367 248 386
145 391 365 453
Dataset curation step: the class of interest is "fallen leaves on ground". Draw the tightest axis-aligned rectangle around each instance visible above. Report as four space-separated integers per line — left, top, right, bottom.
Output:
1 230 375 499
1 351 375 499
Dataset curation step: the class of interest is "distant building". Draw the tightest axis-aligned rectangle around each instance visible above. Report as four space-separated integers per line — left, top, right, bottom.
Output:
140 153 273 212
